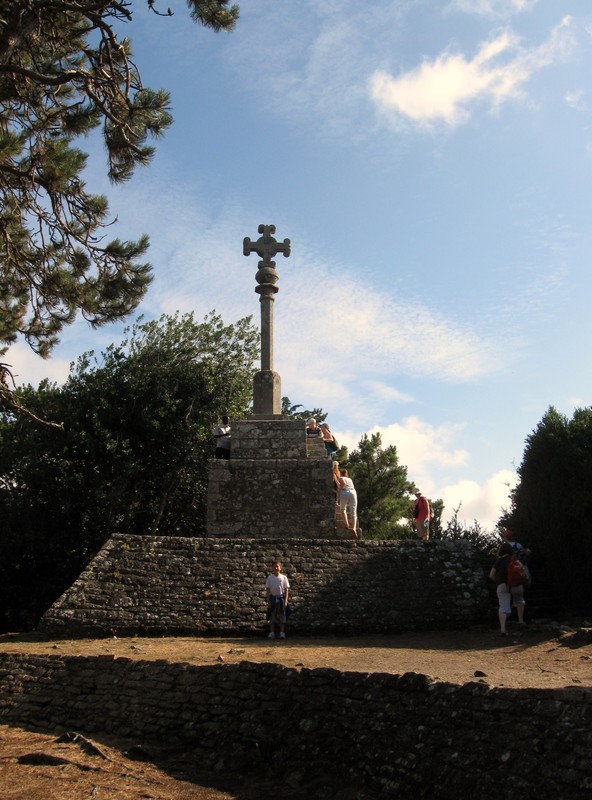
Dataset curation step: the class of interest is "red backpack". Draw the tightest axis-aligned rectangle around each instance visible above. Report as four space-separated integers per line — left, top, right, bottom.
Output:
507 555 527 588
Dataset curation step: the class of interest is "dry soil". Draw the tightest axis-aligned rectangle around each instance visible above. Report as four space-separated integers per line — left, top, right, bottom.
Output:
0 623 590 799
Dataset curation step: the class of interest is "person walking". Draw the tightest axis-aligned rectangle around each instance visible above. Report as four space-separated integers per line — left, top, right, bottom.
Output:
489 542 526 635
502 528 532 589
412 490 431 541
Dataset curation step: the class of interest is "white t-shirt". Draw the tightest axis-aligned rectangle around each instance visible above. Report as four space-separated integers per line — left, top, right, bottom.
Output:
214 423 231 450
265 574 290 597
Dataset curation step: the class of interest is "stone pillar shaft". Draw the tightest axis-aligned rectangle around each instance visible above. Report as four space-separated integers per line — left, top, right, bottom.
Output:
243 224 290 419
258 287 274 372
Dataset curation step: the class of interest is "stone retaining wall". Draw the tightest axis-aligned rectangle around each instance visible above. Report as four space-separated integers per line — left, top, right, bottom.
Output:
38 536 490 639
0 652 590 799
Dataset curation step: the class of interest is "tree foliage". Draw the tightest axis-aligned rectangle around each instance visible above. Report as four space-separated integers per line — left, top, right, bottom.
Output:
505 405 592 610
281 397 328 424
432 503 499 557
0 310 257 630
345 432 415 539
0 0 238 408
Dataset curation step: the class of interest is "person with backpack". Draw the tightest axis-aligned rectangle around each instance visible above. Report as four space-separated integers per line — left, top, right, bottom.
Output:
489 542 526 636
502 528 533 588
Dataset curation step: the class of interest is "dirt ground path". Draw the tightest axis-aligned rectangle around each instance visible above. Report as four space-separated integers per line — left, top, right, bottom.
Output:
0 624 590 799
1 623 591 689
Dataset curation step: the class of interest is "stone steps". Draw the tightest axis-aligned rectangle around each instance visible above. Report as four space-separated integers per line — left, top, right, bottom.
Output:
306 436 328 458
334 503 360 540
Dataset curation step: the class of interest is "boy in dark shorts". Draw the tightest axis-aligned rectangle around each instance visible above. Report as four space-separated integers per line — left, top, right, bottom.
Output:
265 561 290 640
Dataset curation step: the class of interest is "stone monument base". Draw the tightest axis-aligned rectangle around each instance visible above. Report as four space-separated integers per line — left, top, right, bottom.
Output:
207 418 336 538
38 534 490 639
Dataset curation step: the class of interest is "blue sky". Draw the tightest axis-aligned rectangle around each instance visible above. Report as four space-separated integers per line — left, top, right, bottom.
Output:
7 0 592 529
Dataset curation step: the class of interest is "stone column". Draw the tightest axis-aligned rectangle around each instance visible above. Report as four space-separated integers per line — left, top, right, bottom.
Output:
243 224 290 418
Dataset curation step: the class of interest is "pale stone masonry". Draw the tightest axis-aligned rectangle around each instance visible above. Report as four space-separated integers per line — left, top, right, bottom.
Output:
206 418 336 538
227 418 308 459
205 225 337 538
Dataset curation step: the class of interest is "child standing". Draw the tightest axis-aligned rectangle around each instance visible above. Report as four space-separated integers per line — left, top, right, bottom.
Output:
265 561 290 640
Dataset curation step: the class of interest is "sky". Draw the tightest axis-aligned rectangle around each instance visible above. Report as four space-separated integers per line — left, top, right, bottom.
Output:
6 0 592 530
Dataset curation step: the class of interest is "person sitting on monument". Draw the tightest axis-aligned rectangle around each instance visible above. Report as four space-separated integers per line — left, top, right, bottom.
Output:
306 418 323 437
320 422 339 456
265 561 290 640
213 415 231 459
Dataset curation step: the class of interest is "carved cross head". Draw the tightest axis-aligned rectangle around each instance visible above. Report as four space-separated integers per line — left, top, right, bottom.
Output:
243 224 291 268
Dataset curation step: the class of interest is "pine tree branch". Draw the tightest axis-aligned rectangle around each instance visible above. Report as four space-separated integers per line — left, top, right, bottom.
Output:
0 363 64 429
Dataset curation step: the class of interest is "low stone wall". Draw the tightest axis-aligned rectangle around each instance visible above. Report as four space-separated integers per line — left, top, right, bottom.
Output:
38 536 490 639
0 652 590 798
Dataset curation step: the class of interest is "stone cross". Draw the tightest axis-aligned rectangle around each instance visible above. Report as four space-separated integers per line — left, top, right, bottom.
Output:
243 223 291 268
243 224 291 417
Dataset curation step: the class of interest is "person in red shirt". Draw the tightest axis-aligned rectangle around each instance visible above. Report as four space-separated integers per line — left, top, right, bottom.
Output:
412 490 431 541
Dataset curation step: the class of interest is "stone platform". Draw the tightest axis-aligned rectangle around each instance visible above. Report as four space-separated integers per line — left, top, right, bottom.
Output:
38 534 489 638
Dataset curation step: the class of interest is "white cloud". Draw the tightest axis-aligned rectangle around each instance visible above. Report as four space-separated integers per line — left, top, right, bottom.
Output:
565 89 586 111
374 416 469 473
370 17 574 128
222 2 410 141
437 468 517 527
267 256 507 429
363 381 415 405
333 416 517 529
3 342 71 388
277 257 502 384
446 0 538 16
105 177 506 390
567 396 586 409
336 417 469 484
4 169 511 413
